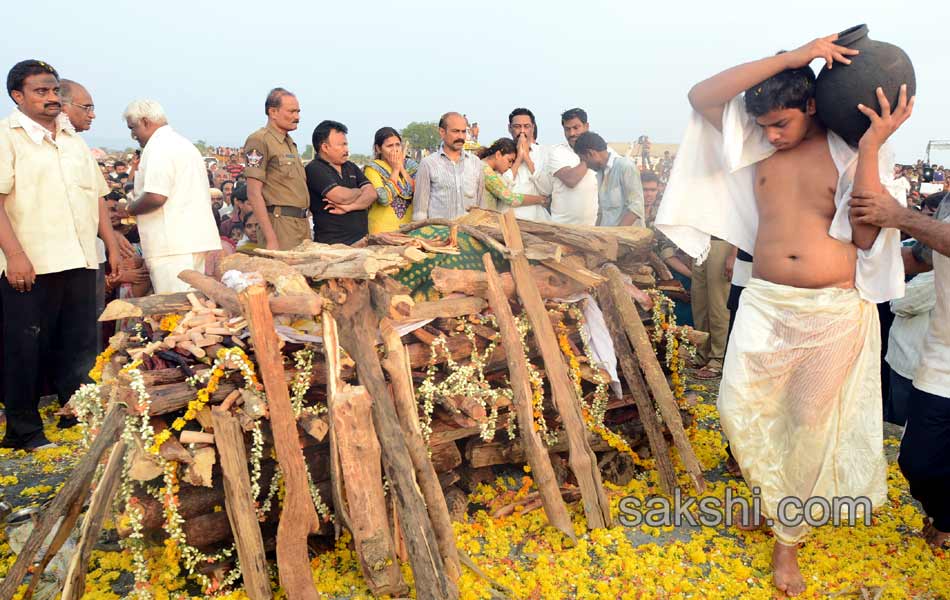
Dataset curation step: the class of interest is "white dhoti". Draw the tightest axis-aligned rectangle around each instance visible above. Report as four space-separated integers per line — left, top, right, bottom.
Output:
145 252 208 294
718 278 887 544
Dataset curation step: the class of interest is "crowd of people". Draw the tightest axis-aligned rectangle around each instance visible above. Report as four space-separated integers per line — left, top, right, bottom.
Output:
0 43 948 598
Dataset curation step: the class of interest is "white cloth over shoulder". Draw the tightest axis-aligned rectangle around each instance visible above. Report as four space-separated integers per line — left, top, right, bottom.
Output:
655 96 906 303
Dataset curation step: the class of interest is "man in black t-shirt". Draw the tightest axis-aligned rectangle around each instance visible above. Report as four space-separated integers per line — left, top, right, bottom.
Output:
305 120 377 245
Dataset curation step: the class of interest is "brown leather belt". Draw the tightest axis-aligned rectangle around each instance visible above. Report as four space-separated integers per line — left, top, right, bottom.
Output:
266 205 310 218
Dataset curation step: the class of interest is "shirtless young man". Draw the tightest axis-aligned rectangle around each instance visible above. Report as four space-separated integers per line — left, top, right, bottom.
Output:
687 34 913 596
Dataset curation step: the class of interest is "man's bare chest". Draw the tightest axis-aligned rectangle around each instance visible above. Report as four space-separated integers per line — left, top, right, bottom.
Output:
754 147 838 218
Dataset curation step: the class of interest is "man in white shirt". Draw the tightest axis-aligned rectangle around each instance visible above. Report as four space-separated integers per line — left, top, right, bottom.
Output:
892 164 912 200
883 269 934 425
504 107 550 221
61 79 136 351
535 108 598 226
850 190 950 551
0 60 120 449
122 100 221 293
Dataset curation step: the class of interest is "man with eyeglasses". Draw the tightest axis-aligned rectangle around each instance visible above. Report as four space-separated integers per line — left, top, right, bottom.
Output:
60 79 96 133
61 79 136 357
0 60 121 450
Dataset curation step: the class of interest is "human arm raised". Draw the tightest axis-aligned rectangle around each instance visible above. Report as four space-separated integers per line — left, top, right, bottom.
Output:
850 85 915 250
687 34 858 131
510 135 535 177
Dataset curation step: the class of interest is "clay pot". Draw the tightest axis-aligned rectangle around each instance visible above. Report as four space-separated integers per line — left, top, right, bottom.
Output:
815 24 916 147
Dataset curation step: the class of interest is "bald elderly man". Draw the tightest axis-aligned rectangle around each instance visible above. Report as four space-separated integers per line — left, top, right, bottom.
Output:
60 78 96 133
412 111 484 220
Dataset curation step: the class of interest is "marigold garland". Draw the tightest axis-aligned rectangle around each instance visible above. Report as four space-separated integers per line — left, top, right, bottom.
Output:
158 313 182 332
648 290 696 403
89 345 117 383
556 316 643 467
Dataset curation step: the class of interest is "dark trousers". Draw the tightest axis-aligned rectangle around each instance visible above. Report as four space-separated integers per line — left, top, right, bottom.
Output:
96 262 106 352
0 268 97 445
898 385 950 532
877 301 895 416
885 369 915 426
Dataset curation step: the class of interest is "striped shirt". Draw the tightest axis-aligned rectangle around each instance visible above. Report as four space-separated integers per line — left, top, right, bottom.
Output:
412 145 484 221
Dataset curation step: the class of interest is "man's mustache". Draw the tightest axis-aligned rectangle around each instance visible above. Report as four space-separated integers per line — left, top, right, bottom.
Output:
45 102 61 109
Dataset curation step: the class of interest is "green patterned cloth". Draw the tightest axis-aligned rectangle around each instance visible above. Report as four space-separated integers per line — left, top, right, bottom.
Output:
394 225 508 300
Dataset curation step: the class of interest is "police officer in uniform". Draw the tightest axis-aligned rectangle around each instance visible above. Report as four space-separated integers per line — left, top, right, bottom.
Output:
241 88 310 250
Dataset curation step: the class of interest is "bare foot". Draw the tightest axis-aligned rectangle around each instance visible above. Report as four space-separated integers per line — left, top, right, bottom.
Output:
772 542 806 597
733 507 767 531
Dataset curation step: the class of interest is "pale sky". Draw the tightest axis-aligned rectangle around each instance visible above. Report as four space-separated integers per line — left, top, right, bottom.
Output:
3 0 947 163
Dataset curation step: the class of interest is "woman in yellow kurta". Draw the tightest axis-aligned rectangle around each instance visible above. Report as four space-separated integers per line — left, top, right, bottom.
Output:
364 127 417 233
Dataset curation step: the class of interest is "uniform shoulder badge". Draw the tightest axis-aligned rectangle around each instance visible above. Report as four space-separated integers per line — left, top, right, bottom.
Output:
246 149 264 168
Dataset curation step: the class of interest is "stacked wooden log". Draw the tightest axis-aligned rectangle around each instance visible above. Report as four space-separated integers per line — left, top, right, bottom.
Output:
2 212 708 600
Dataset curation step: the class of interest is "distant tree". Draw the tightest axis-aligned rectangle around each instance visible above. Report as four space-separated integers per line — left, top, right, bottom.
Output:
302 144 315 161
194 139 211 155
401 121 440 153
348 153 373 167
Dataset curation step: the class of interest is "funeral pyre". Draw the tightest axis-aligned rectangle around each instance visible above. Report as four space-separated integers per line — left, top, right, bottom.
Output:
0 209 709 600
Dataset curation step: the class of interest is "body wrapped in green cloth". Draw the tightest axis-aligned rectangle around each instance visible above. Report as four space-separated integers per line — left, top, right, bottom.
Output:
394 225 508 301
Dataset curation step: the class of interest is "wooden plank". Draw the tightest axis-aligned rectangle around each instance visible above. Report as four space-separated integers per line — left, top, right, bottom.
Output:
540 256 606 288
481 253 577 541
597 285 678 495
430 265 587 300
221 254 315 296
239 284 319 600
429 442 463 473
177 269 242 314
62 440 127 600
322 311 352 539
0 403 124 599
499 210 612 530
99 293 192 321
333 279 456 600
464 430 620 468
332 385 406 595
399 296 487 322
380 320 461 584
24 484 86 600
602 263 706 494
99 291 323 322
211 407 272 600
648 251 673 281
